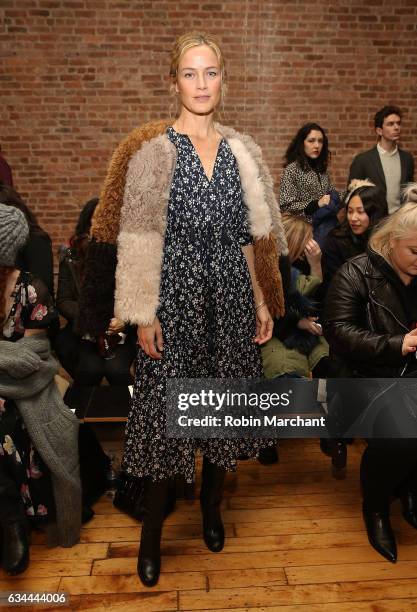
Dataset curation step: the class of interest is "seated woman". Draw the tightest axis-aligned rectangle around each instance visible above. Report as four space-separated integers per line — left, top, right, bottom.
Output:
258 214 329 465
324 192 417 563
55 198 137 510
262 214 329 380
279 123 343 246
55 197 136 387
321 179 386 295
0 204 81 575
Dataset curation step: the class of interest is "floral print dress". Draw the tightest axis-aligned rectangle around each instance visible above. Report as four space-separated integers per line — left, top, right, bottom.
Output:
122 127 274 484
0 272 57 525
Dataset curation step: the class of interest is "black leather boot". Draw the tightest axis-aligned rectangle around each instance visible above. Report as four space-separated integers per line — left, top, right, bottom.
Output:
1 520 30 575
137 478 170 587
401 490 417 529
362 506 397 563
200 457 225 553
258 445 279 465
320 439 347 479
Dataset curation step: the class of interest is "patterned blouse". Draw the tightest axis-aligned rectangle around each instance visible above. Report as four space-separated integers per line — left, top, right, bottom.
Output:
279 160 336 221
3 271 56 341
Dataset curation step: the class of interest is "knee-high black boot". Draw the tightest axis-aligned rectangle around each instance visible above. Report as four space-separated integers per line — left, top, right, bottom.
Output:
200 457 225 553
137 478 170 587
0 482 30 575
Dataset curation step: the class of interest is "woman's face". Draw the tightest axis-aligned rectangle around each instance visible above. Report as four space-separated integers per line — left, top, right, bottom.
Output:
303 130 324 160
175 45 222 116
347 195 370 235
390 233 417 282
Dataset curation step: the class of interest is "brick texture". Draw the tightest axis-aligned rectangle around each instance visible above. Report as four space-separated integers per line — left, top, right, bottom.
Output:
1 0 416 260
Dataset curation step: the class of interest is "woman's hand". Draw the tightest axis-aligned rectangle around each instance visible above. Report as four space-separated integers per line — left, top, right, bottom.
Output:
297 317 323 336
402 329 417 356
255 304 273 345
318 194 331 207
137 317 164 359
107 317 125 335
304 239 322 267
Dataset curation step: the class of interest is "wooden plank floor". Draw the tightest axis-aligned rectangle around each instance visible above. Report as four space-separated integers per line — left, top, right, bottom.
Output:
2 439 417 611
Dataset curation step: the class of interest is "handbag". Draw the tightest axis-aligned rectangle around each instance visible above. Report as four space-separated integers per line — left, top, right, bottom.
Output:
113 473 180 519
113 472 145 520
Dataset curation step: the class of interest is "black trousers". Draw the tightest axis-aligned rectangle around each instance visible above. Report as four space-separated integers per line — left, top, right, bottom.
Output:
54 324 79 379
361 438 417 511
55 325 136 385
74 339 135 386
78 423 111 507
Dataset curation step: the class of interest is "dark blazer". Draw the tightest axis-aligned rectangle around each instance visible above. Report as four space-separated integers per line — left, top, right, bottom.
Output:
348 146 414 214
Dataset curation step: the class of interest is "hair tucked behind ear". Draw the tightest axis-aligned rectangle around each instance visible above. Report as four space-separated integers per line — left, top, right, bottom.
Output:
169 31 227 116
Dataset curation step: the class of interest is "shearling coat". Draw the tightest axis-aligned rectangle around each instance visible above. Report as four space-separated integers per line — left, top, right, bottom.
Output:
78 120 288 335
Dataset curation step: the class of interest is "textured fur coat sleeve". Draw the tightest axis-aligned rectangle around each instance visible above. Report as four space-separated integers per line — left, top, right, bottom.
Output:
115 135 176 325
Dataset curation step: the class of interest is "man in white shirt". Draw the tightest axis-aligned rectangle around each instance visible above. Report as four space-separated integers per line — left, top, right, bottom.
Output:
348 106 414 215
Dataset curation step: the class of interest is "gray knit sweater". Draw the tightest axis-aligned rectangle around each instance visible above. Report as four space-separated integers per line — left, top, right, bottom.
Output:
0 333 81 547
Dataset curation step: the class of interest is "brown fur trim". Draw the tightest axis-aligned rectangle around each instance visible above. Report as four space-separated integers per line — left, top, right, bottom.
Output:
92 119 172 244
254 235 285 319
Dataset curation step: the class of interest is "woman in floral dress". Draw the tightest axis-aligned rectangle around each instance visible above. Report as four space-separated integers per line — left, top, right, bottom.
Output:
91 32 287 587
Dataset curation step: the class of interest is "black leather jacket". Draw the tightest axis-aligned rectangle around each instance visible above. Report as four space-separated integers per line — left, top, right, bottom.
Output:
323 249 417 378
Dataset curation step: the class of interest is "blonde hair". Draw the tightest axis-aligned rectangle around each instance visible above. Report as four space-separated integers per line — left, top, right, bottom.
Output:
281 213 312 263
402 182 417 205
369 201 417 260
169 31 226 115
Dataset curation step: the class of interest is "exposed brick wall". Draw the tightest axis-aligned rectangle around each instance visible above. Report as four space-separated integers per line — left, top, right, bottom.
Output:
1 0 416 261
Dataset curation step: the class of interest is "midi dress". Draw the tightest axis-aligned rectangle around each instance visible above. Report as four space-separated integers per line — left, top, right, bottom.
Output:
122 127 273 483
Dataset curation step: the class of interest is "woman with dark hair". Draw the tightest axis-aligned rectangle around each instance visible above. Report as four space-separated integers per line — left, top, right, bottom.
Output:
55 197 136 386
0 184 54 296
321 179 387 294
279 123 342 245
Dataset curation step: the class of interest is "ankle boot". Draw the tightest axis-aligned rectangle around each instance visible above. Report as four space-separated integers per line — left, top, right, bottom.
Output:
401 490 417 529
137 478 170 587
362 506 397 563
200 457 225 552
320 439 347 478
1 520 30 575
258 445 279 465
